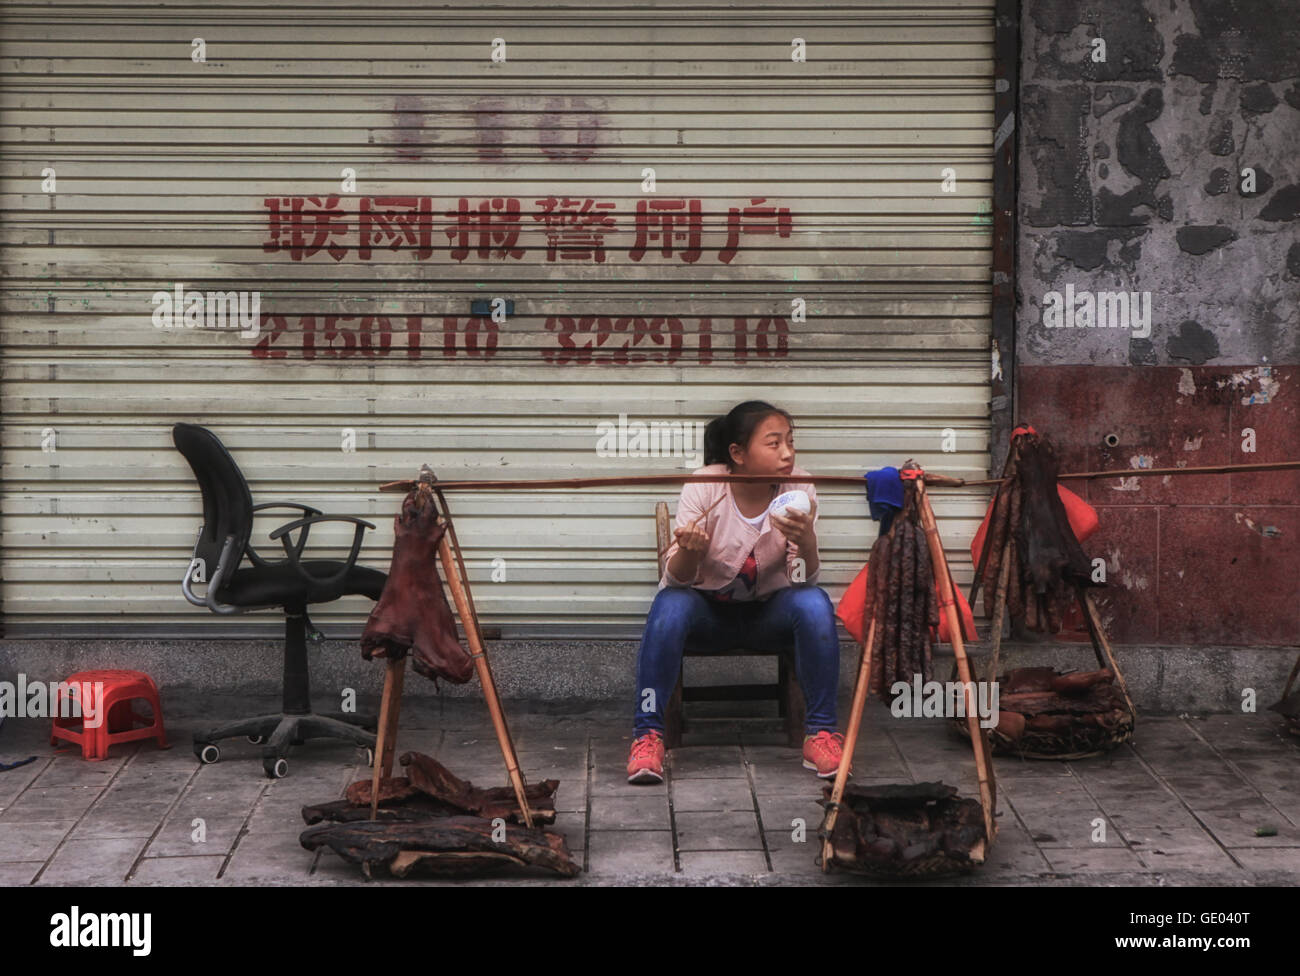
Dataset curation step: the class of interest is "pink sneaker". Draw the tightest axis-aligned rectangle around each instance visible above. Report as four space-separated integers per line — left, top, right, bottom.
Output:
626 731 665 784
802 731 850 779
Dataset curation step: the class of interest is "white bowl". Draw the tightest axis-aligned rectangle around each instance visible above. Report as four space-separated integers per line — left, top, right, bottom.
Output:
769 489 811 518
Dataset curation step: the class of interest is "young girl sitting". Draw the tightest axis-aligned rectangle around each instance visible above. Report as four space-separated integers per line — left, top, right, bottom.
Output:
627 400 846 784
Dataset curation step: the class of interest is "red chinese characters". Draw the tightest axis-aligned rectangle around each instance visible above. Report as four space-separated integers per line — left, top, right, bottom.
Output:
263 195 349 261
629 199 703 263
719 197 793 265
359 197 434 260
262 196 793 263
443 197 526 261
533 196 617 262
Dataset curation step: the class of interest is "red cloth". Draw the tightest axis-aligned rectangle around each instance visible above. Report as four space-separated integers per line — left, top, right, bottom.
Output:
969 484 1099 566
836 562 978 645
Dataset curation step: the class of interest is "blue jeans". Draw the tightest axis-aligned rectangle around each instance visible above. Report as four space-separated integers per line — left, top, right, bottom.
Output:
632 585 840 737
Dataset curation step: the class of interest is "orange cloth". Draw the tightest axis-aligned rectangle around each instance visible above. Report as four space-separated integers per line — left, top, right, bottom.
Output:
969 484 1098 567
835 561 978 646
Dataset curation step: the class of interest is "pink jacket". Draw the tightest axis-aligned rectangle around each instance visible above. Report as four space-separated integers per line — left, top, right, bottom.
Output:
658 463 821 598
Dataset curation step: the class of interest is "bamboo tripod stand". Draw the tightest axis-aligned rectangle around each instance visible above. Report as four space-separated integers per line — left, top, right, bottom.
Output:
820 468 998 871
961 442 1136 724
367 467 534 828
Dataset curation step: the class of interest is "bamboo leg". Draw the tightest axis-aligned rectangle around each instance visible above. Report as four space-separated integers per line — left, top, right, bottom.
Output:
821 618 877 872
916 480 997 846
967 448 1018 611
435 525 534 828
1075 584 1109 672
380 659 406 776
984 540 1013 685
434 488 529 784
369 657 404 821
1282 653 1300 701
1081 589 1137 726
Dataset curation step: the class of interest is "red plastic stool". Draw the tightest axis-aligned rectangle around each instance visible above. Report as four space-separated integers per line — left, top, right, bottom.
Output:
49 670 169 761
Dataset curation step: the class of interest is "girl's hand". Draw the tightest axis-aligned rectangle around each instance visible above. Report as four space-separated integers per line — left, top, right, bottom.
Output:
770 499 817 551
674 523 710 554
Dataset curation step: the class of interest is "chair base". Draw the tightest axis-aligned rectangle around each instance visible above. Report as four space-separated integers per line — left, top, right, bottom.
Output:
193 710 377 779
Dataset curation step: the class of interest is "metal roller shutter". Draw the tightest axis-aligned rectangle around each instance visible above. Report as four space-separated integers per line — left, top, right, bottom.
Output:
0 0 996 637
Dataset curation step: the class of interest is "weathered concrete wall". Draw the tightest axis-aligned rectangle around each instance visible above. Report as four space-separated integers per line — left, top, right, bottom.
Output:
1017 0 1299 646
1 637 1292 714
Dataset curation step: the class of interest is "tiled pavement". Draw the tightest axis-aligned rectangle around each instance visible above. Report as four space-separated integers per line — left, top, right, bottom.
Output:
1 698 1297 886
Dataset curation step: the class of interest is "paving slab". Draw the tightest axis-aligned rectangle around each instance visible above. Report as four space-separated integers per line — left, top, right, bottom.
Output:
0 861 44 885
0 785 103 822
36 836 145 885
1042 846 1147 874
129 854 226 884
667 745 746 779
589 794 670 829
670 778 755 812
585 829 674 876
0 820 76 861
674 810 763 851
31 756 128 788
678 851 769 875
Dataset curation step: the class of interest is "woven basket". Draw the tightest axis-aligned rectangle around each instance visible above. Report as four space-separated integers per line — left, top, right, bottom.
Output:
951 710 1134 760
948 667 1135 759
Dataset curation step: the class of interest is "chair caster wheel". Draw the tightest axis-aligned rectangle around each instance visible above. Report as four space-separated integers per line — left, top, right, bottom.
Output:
264 757 288 779
196 744 220 765
247 735 266 745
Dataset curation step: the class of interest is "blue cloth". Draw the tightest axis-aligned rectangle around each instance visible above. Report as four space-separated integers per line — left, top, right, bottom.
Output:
633 585 840 735
865 466 904 535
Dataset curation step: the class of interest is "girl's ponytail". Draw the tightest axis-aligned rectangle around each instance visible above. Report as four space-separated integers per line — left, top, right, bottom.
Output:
703 415 731 466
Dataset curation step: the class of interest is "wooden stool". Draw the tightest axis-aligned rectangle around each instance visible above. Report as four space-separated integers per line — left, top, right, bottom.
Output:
655 501 805 748
50 669 169 761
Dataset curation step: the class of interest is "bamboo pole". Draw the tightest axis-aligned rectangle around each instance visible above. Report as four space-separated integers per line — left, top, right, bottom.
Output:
433 514 535 829
379 660 406 776
369 657 405 821
915 476 998 846
821 616 877 872
378 459 1300 493
1080 589 1137 726
984 540 1014 685
1281 653 1300 702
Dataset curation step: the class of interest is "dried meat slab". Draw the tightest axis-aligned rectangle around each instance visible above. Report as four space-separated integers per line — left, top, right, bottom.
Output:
820 780 986 878
302 753 560 827
300 816 581 878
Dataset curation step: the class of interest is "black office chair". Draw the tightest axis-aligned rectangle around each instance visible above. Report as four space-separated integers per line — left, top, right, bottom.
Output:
173 422 387 778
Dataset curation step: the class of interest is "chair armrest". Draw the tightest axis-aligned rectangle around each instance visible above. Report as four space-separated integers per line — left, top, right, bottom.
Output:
180 531 245 615
251 502 323 516
247 502 324 567
268 515 376 588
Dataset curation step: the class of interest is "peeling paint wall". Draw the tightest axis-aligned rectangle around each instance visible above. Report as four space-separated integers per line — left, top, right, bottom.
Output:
1016 0 1299 646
